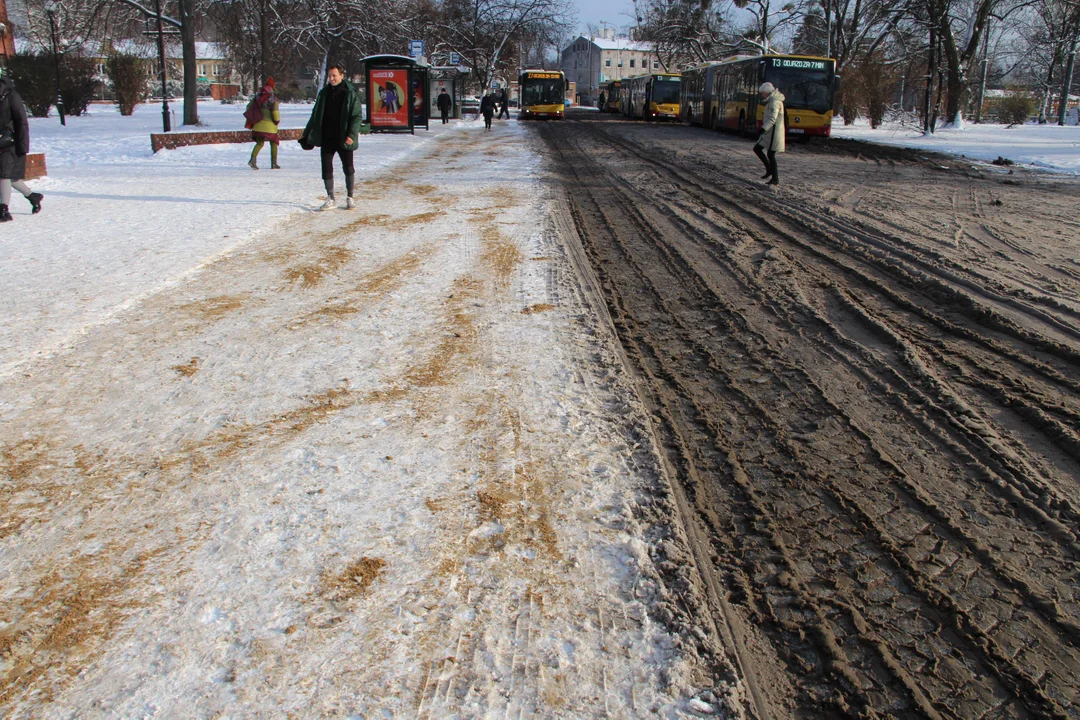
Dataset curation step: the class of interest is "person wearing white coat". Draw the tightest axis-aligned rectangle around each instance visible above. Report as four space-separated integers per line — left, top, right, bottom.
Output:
753 82 786 186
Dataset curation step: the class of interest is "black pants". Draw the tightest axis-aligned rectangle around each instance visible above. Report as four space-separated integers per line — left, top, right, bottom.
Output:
440 109 450 124
498 105 509 119
321 147 355 179
754 144 778 182
483 112 493 129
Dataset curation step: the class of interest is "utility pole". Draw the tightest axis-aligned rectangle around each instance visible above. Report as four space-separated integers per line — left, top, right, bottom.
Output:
824 0 831 59
924 18 936 134
1059 37 1077 125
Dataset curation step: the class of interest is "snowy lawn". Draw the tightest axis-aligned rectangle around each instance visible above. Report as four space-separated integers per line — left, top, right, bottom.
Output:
832 117 1080 174
1 103 730 716
2 101 436 378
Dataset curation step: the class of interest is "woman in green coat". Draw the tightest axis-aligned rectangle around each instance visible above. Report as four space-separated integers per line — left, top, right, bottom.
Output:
247 77 281 170
301 65 365 210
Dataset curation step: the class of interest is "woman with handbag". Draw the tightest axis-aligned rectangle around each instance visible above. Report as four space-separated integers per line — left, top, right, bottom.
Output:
246 77 281 170
0 70 43 222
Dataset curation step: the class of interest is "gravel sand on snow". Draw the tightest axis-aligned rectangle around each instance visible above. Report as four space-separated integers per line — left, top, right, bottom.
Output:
0 116 737 717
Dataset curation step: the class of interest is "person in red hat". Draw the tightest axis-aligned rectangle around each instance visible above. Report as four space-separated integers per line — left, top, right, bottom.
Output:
246 77 281 169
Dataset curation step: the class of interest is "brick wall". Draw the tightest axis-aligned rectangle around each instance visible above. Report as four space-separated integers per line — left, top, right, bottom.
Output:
210 84 242 101
151 128 304 153
25 154 47 180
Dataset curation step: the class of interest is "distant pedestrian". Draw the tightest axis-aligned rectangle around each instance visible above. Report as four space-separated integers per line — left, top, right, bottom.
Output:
0 70 42 222
246 77 281 170
301 64 364 210
597 91 606 111
497 89 510 119
753 82 785 186
480 92 496 130
437 88 452 124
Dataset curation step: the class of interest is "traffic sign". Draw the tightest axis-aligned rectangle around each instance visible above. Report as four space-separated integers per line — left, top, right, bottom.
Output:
409 40 424 58
449 51 461 65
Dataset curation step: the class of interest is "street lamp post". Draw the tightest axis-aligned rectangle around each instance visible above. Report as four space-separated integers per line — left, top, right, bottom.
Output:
153 0 171 132
44 2 65 126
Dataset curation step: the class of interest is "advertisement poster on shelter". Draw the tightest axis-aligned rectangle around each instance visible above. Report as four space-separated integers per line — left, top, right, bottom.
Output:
369 69 410 128
412 76 427 126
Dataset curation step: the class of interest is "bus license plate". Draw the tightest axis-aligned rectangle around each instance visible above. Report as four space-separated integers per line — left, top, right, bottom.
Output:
789 128 805 134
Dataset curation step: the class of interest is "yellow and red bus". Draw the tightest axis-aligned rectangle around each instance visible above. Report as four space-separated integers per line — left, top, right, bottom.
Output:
518 69 567 119
621 73 681 121
696 54 838 137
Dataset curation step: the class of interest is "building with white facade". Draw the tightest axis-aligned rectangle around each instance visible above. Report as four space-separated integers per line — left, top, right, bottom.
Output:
560 34 666 106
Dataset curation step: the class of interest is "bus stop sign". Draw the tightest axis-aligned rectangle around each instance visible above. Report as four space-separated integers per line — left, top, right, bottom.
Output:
409 40 424 58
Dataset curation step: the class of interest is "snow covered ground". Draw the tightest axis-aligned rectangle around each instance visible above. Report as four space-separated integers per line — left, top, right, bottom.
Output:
832 117 1080 174
1 102 734 716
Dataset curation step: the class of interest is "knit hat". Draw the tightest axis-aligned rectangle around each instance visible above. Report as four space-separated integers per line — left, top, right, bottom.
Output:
266 77 275 88
758 82 774 95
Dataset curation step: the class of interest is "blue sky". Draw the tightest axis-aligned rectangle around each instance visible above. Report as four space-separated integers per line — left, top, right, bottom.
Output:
573 0 639 34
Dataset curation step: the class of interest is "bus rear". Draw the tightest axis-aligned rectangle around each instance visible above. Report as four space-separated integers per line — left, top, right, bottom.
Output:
519 71 566 119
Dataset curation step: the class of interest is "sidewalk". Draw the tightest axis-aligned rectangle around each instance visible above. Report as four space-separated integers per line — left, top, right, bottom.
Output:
0 116 734 717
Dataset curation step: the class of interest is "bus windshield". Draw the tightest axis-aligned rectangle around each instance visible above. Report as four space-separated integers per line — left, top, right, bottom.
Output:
522 79 564 106
651 79 680 104
765 67 832 114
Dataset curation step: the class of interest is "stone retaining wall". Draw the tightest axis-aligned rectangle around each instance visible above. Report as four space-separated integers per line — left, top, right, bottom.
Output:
151 128 304 153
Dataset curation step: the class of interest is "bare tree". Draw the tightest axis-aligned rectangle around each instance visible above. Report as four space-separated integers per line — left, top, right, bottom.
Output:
632 0 738 67
433 0 573 92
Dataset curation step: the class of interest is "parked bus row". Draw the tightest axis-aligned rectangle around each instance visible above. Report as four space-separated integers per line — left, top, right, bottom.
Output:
602 54 840 138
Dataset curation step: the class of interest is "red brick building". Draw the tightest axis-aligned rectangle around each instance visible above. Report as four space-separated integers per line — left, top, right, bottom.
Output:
0 0 16 61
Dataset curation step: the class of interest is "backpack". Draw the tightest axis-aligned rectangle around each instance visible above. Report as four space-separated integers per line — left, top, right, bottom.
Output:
243 99 262 127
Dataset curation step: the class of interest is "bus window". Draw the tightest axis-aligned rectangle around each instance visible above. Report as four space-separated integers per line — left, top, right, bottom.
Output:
652 77 680 104
522 79 564 106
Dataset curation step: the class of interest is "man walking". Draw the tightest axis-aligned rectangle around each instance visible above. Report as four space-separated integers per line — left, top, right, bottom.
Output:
497 89 510 120
301 64 365 210
437 88 453 124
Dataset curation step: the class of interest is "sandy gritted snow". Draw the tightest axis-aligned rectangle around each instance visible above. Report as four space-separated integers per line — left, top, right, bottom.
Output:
833 117 1080 173
0 103 734 717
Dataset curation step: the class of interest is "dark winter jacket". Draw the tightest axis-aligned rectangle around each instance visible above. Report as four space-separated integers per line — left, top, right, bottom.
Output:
302 80 364 151
437 92 452 112
0 76 30 181
479 94 496 118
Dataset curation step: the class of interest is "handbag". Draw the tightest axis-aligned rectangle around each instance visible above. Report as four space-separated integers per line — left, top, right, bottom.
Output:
0 129 14 149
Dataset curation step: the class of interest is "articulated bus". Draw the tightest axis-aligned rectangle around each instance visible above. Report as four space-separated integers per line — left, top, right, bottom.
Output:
621 73 682 121
604 81 623 113
518 70 567 119
681 54 839 137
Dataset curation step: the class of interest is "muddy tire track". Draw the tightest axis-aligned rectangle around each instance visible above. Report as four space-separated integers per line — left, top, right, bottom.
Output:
538 115 1080 718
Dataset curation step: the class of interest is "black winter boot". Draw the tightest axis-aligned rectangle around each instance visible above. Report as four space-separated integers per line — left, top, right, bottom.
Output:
0 204 12 222
28 193 43 214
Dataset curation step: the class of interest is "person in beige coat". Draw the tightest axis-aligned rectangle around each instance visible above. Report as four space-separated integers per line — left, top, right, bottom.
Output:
753 82 785 186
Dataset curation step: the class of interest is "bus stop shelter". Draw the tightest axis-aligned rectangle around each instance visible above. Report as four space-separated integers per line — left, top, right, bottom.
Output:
361 55 430 133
